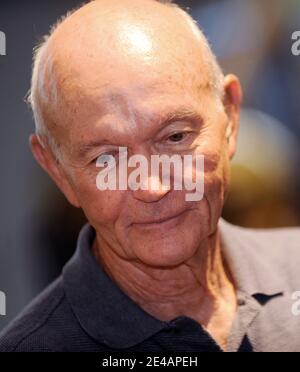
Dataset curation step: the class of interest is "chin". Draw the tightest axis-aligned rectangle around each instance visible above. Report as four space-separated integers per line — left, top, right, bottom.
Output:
130 234 200 268
122 208 209 267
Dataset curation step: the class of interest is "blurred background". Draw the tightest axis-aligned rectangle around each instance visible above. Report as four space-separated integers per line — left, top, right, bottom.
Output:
0 0 300 330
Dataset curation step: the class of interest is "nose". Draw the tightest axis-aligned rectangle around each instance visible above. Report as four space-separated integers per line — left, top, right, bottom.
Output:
132 174 171 203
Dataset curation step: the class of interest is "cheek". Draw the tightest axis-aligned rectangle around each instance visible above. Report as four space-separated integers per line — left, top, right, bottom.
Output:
204 154 230 227
195 122 230 191
70 170 125 225
84 191 123 224
194 135 230 220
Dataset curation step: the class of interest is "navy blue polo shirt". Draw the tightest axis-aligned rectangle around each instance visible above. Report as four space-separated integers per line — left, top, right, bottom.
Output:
1 220 300 352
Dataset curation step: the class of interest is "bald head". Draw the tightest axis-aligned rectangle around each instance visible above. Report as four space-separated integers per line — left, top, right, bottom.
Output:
29 0 224 158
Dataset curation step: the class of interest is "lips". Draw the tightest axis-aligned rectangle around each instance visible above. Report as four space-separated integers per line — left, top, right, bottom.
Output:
131 209 188 227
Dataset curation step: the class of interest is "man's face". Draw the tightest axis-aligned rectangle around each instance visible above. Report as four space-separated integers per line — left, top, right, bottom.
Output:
33 12 240 268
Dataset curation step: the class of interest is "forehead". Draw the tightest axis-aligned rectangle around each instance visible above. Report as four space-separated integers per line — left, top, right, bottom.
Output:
58 67 213 145
55 45 210 118
43 13 214 143
49 62 216 157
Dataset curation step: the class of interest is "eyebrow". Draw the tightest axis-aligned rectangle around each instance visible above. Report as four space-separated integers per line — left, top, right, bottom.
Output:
77 140 113 158
76 108 203 158
156 108 203 129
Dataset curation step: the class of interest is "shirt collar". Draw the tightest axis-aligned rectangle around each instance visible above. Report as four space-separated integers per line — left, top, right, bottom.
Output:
219 219 284 297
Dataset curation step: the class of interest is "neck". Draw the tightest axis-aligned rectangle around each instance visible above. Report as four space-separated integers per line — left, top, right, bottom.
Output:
93 227 236 330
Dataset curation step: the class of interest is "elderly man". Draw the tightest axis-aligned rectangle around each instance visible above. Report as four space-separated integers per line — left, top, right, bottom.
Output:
0 0 300 353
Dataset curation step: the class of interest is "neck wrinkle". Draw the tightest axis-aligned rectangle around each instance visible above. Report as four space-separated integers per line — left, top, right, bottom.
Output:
92 225 236 324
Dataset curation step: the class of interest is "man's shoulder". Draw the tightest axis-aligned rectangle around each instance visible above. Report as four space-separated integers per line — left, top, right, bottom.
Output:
221 219 300 289
0 277 68 352
226 221 300 255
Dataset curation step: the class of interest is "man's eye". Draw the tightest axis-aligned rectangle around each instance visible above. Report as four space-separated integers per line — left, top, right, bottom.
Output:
168 132 187 143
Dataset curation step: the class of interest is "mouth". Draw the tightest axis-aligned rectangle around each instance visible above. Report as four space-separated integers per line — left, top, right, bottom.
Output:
131 209 190 229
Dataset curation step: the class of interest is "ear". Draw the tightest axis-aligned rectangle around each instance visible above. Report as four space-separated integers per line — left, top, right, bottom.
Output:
223 74 243 160
29 134 81 208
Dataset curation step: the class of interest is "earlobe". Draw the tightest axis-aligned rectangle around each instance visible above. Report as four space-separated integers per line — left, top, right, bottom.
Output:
223 74 243 160
29 134 81 208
